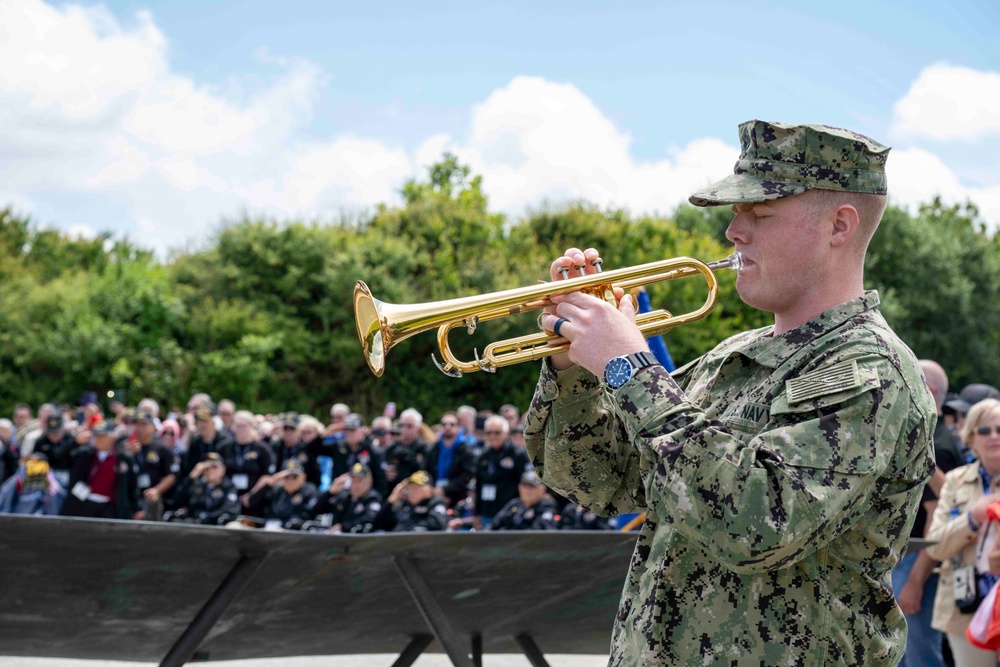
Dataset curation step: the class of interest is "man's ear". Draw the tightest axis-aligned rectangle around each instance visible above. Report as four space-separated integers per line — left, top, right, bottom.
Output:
829 204 860 248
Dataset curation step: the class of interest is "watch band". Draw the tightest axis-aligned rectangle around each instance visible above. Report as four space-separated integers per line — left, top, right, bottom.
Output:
626 351 660 373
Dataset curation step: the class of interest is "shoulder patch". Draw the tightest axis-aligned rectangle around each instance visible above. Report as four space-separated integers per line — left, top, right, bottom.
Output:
786 360 861 405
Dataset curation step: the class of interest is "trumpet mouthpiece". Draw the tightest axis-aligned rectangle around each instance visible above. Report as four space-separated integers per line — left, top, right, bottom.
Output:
707 251 744 273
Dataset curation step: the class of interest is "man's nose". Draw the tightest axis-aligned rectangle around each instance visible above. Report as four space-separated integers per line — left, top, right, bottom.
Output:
726 212 747 245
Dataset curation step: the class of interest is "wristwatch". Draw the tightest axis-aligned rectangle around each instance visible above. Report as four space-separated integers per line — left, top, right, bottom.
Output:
603 351 660 390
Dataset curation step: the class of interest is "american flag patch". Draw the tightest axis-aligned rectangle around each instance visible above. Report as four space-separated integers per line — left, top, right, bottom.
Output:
786 360 861 404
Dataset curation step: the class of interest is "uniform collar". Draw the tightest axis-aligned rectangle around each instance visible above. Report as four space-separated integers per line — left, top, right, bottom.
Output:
731 291 881 369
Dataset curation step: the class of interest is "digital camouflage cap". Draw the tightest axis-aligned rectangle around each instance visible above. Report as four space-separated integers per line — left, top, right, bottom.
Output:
689 120 890 207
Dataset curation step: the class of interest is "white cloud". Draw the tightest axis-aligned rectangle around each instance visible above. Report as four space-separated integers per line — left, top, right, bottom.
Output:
886 63 1000 231
437 76 740 215
892 63 1000 142
0 0 331 254
1 2 997 255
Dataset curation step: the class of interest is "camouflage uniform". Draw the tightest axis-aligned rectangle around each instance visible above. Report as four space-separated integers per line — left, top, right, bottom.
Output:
524 121 935 666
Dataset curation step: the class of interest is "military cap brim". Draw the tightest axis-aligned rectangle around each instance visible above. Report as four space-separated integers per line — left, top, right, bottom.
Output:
689 172 812 207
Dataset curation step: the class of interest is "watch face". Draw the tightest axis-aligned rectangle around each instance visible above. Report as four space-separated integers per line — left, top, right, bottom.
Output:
604 358 633 388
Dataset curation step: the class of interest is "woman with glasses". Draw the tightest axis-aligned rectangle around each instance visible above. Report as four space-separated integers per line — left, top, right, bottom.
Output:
927 398 1000 666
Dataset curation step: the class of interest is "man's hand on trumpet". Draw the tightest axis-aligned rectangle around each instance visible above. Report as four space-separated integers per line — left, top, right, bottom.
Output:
541 246 650 376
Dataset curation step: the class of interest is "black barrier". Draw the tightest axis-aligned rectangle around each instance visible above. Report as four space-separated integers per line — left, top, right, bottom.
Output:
0 515 636 663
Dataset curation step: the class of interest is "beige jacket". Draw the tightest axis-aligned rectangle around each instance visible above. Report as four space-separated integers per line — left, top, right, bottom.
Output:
926 462 996 635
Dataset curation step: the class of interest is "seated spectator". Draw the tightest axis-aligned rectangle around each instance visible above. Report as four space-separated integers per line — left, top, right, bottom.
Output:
426 411 476 508
221 410 275 510
311 462 383 534
0 453 65 516
298 416 326 488
499 403 520 430
324 415 387 497
272 412 308 471
475 415 531 529
11 403 32 448
33 414 77 487
456 405 482 456
159 420 182 458
245 459 319 529
369 416 393 454
327 403 350 440
131 408 178 521
559 503 615 530
217 399 236 435
19 403 56 459
382 408 429 487
60 420 139 520
378 470 447 533
170 453 239 525
489 471 558 531
183 405 233 476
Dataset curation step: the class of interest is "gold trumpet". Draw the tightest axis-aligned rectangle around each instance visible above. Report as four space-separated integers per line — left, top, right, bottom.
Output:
354 251 744 377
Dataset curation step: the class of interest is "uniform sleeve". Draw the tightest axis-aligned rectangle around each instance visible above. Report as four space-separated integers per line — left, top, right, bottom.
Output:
523 361 646 516
615 360 931 574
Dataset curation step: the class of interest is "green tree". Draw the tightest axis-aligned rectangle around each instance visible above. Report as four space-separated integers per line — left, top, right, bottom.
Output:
866 199 1000 388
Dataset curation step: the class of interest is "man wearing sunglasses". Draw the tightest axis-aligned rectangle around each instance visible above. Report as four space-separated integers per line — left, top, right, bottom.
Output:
527 120 936 665
426 411 477 508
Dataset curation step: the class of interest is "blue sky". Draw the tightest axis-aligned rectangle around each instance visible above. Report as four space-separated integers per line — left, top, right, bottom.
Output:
2 0 998 254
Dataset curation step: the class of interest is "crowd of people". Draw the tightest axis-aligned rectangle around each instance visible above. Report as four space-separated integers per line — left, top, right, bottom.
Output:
0 394 618 533
896 370 1000 667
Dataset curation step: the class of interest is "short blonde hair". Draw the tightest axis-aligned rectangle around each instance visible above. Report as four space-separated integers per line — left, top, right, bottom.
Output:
298 416 324 434
963 399 1000 448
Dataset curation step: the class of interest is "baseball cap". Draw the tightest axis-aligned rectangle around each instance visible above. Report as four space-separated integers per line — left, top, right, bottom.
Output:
689 120 890 207
92 420 115 435
944 392 971 415
283 459 306 476
279 411 300 427
407 470 431 486
134 408 155 424
350 462 372 478
194 405 215 422
519 471 545 487
24 454 51 491
204 452 224 466
960 384 1000 408
45 415 64 432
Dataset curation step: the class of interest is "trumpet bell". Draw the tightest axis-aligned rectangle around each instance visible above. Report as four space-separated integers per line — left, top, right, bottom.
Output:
354 281 386 376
